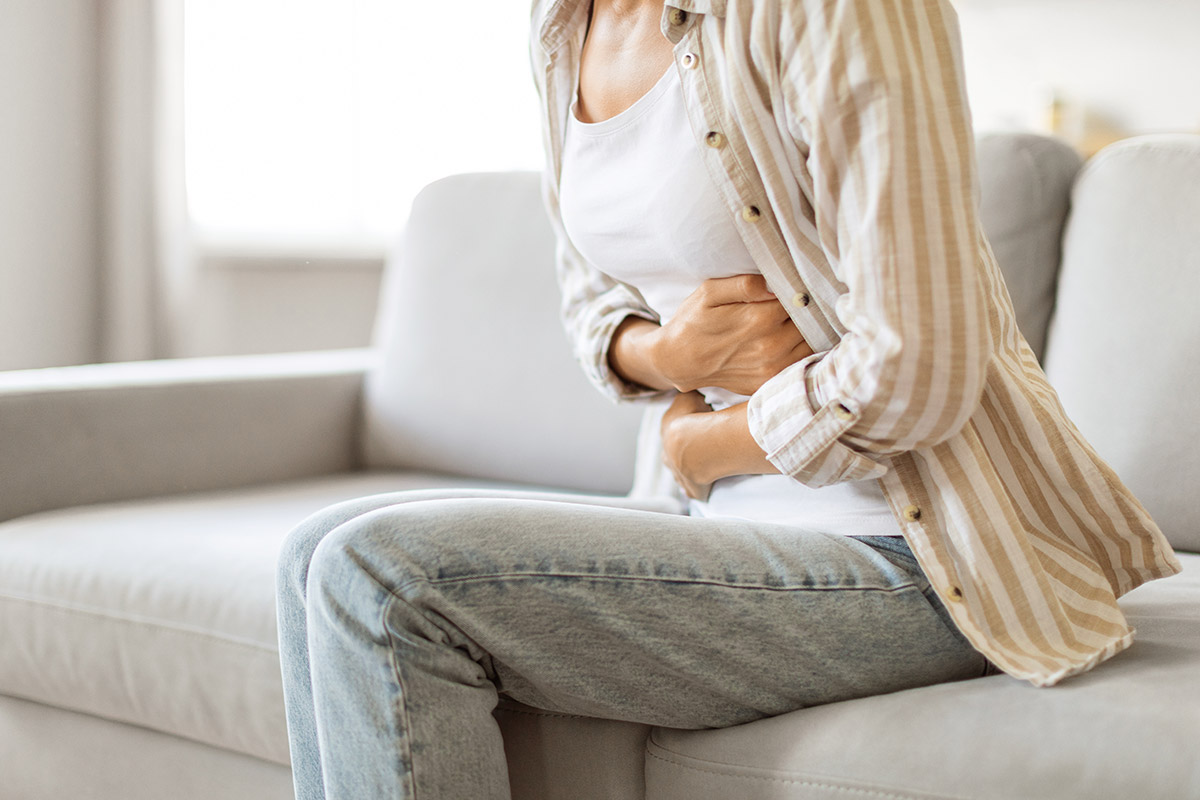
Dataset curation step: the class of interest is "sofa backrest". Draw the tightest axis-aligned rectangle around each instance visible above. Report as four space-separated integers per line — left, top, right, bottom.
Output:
1042 135 1200 553
975 133 1082 361
360 134 1084 498
360 172 645 494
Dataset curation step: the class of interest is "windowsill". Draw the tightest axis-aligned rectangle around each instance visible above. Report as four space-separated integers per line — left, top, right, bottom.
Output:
193 233 391 269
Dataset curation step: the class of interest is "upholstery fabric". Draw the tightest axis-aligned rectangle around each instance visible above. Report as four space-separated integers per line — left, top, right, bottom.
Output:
1043 135 1200 553
361 172 644 496
4 134 1197 800
975 133 1082 361
495 701 650 800
0 677 650 800
0 694 294 800
645 555 1200 800
0 472 520 765
0 350 371 524
0 470 650 800
358 133 1078 500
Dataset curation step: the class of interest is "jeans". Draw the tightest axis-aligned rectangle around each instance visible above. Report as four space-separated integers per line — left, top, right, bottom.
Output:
276 488 987 800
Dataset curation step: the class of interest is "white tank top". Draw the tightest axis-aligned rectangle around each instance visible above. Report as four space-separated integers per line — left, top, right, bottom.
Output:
559 66 901 537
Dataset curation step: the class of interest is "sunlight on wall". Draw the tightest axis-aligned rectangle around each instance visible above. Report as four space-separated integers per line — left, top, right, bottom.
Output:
184 1 544 246
187 1 1200 246
953 0 1200 155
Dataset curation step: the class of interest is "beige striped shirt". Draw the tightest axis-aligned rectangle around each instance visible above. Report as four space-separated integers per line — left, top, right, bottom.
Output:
530 0 1181 686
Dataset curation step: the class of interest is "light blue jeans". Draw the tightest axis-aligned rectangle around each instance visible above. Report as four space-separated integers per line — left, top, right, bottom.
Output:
276 488 987 800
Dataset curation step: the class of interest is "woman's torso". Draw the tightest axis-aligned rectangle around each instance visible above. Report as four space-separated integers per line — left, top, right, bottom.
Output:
558 61 901 537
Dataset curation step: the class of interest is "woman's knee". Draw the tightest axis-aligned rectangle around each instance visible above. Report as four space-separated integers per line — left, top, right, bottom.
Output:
304 497 514 605
276 494 407 602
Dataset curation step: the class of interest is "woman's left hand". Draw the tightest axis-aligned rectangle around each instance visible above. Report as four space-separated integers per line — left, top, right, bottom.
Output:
660 391 717 500
661 393 782 500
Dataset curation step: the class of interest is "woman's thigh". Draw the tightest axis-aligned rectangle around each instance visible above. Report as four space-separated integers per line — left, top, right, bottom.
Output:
306 495 987 729
277 486 680 601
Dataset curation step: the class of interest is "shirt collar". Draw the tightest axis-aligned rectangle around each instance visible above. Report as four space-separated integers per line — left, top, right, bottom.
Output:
670 0 727 17
537 0 726 55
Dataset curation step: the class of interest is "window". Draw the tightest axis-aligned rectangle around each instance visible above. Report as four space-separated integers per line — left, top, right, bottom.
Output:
183 1 543 248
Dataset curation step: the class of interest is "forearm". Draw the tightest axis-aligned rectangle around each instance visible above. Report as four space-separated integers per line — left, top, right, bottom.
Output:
606 276 812 397
662 399 778 498
679 403 777 484
608 316 677 392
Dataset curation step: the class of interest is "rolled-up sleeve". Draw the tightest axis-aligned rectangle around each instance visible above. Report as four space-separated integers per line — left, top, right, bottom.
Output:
539 171 663 402
530 7 662 404
748 0 992 487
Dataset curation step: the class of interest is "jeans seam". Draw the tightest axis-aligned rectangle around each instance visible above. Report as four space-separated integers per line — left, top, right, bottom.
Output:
379 591 420 799
406 572 922 595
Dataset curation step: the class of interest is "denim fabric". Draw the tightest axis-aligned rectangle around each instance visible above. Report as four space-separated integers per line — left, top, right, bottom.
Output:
276 489 987 800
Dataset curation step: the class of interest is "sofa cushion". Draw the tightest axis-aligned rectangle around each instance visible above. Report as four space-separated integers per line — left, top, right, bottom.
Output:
975 133 1082 360
360 137 1079 498
0 471 517 765
0 471 653 800
0 694 294 800
1042 135 1200 553
645 553 1200 800
361 172 645 496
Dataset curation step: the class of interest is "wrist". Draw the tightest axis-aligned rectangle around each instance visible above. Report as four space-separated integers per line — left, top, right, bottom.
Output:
664 409 729 486
686 404 776 485
647 325 695 393
609 317 674 392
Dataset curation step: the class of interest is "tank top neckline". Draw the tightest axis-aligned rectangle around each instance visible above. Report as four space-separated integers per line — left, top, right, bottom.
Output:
569 65 677 136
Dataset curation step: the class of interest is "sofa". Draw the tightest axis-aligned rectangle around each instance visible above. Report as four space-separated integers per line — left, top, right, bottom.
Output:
1 131 1197 800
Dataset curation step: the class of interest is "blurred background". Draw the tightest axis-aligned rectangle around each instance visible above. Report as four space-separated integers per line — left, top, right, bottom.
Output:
1 0 1197 372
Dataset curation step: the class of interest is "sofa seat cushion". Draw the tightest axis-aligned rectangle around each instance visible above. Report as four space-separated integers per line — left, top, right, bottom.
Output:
0 471 526 765
646 552 1200 800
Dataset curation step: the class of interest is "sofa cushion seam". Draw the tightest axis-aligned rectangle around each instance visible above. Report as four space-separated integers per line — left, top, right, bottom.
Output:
645 749 969 800
0 591 277 653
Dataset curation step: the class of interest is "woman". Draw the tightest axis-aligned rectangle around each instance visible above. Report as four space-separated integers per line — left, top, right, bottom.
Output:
276 1 1181 797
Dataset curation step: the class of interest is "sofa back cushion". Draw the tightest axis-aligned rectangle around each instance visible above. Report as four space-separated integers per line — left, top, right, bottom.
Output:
361 172 644 494
975 133 1082 360
1042 135 1200 553
359 133 1081 498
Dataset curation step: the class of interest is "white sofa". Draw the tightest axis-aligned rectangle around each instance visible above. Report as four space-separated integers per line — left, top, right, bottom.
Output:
1 132 1198 800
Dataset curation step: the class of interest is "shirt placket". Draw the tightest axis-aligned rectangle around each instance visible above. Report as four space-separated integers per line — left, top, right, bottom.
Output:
661 5 839 355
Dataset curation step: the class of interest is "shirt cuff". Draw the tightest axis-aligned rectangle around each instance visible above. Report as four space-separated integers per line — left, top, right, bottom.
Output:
747 353 889 487
576 291 667 403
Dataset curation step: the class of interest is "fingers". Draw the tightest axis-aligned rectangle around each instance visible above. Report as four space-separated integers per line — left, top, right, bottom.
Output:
790 338 815 360
664 390 711 422
701 274 775 305
780 317 813 359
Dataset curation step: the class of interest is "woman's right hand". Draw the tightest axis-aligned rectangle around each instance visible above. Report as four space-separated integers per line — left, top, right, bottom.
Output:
612 274 812 396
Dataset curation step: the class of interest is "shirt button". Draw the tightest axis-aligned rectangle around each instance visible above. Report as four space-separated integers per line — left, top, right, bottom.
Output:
681 52 698 69
741 205 761 222
704 130 725 148
791 291 810 308
667 7 688 26
833 402 854 421
902 504 922 522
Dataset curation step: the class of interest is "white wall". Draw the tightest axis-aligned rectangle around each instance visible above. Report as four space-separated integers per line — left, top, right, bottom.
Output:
954 0 1200 143
186 254 382 357
1 1 1198 369
0 0 101 370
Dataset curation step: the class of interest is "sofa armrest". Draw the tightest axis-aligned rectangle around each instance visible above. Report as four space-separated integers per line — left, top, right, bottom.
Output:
0 349 375 524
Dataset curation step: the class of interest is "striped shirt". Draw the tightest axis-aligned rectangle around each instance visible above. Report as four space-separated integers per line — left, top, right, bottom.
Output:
530 0 1181 686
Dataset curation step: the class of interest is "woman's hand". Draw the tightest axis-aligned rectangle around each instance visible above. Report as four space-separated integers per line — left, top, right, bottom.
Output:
660 392 780 500
661 391 717 500
609 275 812 396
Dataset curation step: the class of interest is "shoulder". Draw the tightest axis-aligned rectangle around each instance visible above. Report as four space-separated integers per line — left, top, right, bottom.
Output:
528 0 553 75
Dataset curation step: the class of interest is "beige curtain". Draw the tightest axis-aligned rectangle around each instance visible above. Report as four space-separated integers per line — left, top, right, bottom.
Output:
98 0 191 362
